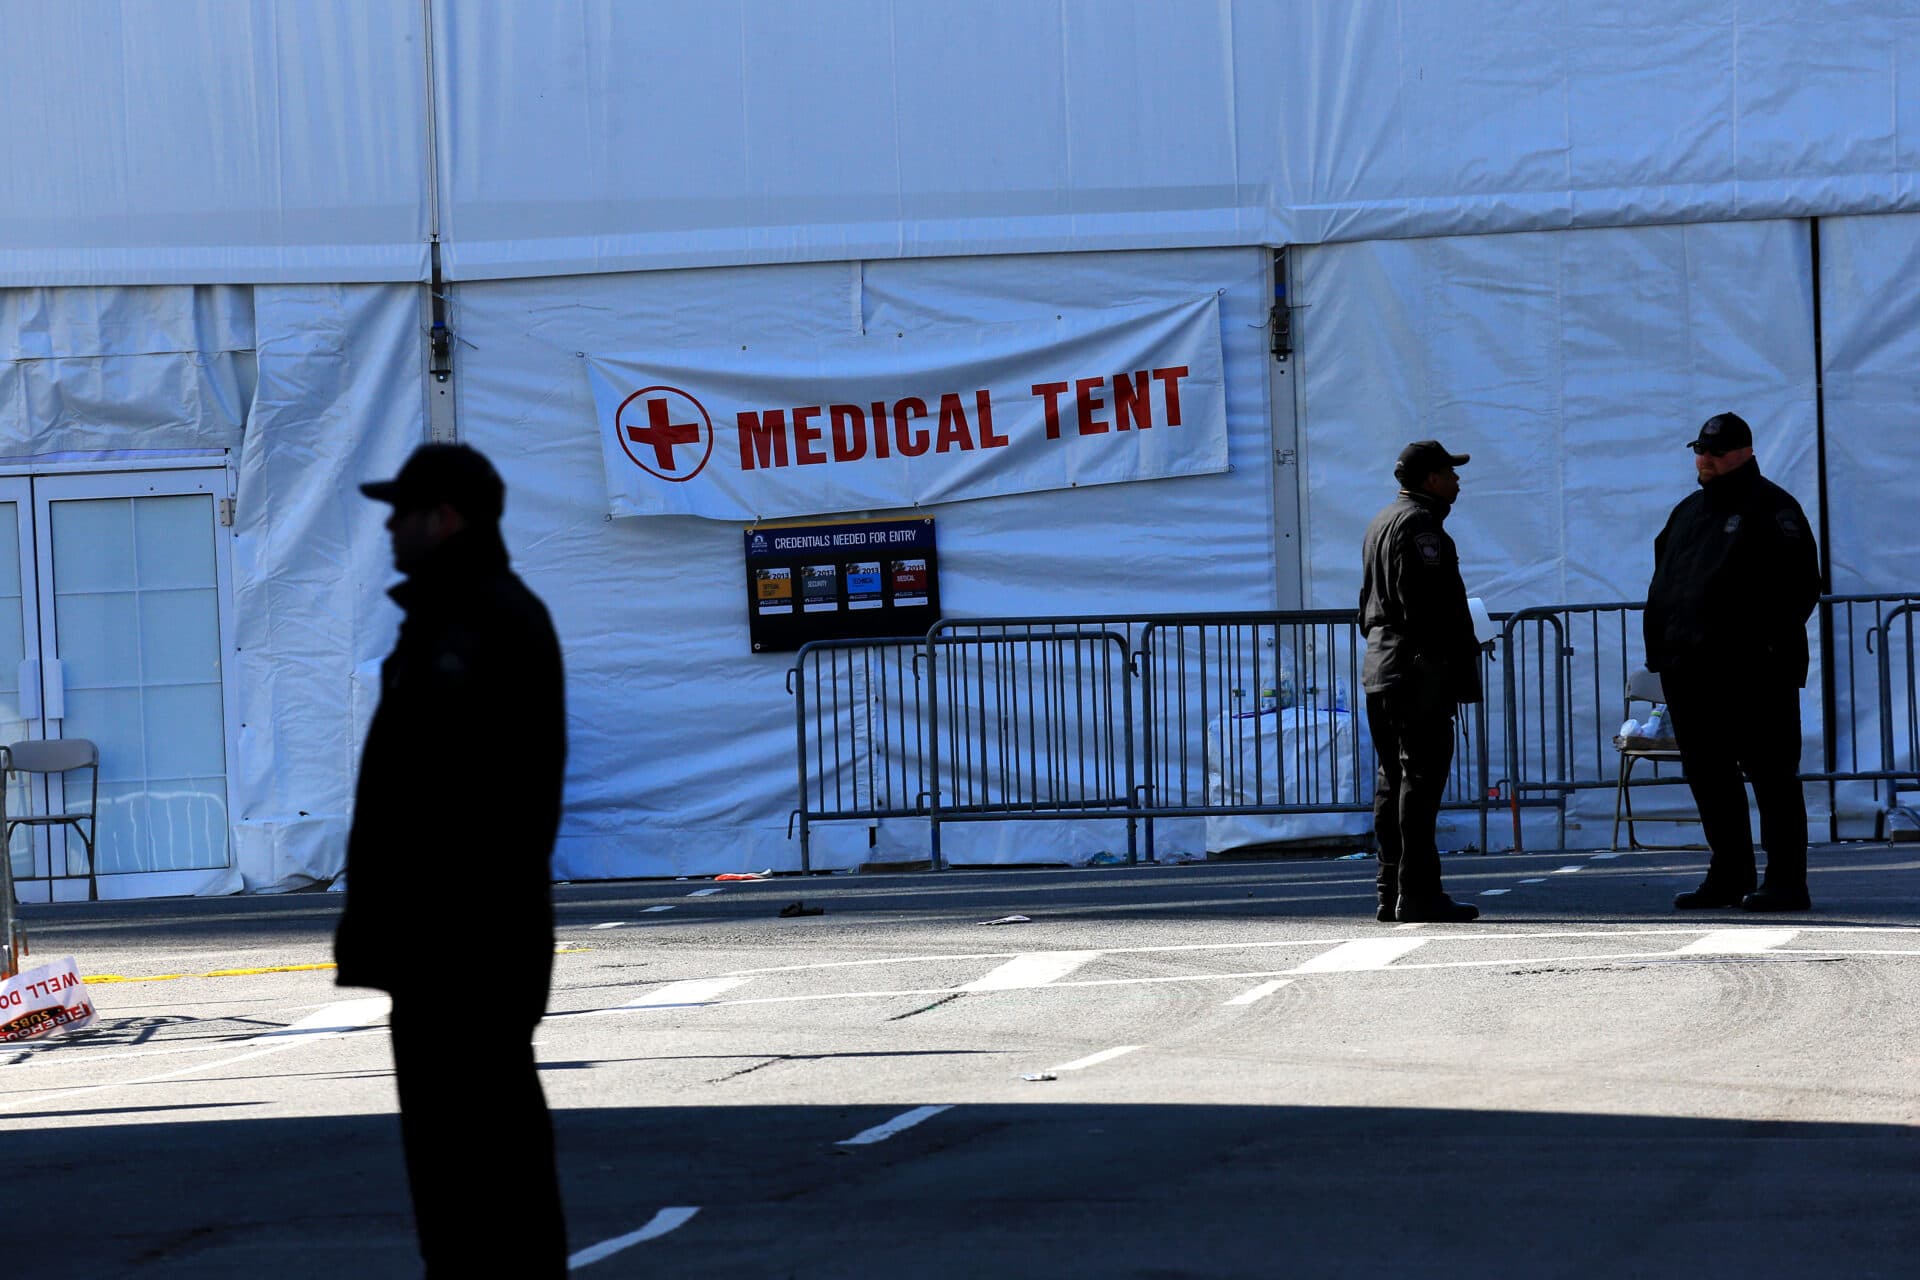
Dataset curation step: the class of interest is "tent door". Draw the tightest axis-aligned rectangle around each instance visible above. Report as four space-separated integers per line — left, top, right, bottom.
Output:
12 469 239 901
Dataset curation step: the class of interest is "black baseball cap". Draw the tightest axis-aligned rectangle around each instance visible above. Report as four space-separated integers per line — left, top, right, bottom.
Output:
360 443 506 523
1687 412 1752 455
1395 439 1470 484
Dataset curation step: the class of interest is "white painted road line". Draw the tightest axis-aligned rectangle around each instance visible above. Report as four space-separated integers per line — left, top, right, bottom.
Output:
1591 852 1620 859
1393 922 1425 930
686 887 724 897
569 1207 700 1270
619 977 751 1009
1224 979 1293 1006
1553 865 1584 874
1480 889 1510 896
643 905 675 913
1678 928 1798 955
1051 1045 1142 1072
836 1104 953 1146
591 922 625 930
1519 878 1547 884
1291 938 1429 973
960 951 1099 992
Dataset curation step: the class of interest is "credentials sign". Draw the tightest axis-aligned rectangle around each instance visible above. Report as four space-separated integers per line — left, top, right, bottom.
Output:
744 517 938 652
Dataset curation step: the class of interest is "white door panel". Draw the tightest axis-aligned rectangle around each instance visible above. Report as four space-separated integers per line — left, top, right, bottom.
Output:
33 469 236 894
0 481 38 886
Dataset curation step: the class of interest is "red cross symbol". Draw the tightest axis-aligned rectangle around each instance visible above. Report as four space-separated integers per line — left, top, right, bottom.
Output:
627 398 700 469
613 385 714 482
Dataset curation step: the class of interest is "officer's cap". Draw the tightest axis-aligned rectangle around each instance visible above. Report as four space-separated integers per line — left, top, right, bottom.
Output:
1394 440 1470 486
1686 412 1752 456
361 443 506 523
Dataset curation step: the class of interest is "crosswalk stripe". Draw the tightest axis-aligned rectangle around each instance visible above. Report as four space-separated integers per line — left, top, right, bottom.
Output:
1224 979 1292 1006
837 1105 952 1146
1291 938 1428 973
1677 929 1798 954
959 951 1099 992
619 977 750 1009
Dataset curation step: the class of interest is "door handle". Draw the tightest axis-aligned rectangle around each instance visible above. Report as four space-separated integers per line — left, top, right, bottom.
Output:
44 659 64 721
17 659 38 720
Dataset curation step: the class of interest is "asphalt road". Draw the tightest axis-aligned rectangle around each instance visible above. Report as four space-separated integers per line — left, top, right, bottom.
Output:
3 843 1918 1278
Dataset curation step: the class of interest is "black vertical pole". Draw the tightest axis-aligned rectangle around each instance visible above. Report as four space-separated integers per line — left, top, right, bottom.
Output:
1810 218 1839 840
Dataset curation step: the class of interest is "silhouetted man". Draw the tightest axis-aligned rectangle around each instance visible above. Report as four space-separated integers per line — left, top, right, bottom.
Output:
1646 412 1819 912
1359 441 1483 924
337 443 569 1274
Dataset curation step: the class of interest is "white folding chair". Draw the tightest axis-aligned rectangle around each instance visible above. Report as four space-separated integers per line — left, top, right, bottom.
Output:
1610 672 1696 851
1 739 101 903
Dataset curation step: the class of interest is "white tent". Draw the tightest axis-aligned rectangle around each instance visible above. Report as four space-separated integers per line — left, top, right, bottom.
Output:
2 2 1916 894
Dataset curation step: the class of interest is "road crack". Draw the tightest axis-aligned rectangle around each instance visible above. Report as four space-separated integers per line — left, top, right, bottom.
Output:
887 993 963 1022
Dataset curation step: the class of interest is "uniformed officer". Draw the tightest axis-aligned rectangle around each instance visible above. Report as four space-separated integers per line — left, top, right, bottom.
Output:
1645 412 1819 912
1359 440 1483 924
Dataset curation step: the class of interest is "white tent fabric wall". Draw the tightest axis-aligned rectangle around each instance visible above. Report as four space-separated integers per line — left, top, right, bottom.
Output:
2 4 1916 286
1291 219 1825 848
230 284 426 892
0 1 431 286
1811 212 1920 823
0 284 419 894
0 286 254 454
452 248 1273 878
429 0 1920 281
1820 213 1920 595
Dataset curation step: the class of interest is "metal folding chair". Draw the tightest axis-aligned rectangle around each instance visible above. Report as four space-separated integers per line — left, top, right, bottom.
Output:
1610 671 1694 850
1 738 101 904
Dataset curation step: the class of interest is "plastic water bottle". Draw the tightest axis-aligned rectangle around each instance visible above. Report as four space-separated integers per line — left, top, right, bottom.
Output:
1259 686 1278 712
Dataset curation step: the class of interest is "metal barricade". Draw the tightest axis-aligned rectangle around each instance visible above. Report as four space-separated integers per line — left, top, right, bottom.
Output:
1137 613 1352 850
1498 594 1920 849
789 637 930 872
791 609 1517 868
925 621 1136 871
1872 602 1920 797
1498 602 1649 850
1813 594 1920 831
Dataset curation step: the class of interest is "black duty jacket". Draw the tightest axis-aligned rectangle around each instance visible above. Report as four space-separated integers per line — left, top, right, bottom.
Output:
1359 490 1482 704
1644 458 1819 687
335 526 567 1012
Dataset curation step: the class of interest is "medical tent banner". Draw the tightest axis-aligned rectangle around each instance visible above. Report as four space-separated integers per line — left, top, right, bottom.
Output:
584 295 1228 521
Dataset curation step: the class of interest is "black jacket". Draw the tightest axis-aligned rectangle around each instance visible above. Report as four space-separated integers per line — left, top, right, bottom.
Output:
335 527 567 1009
1644 458 1819 686
1359 490 1482 704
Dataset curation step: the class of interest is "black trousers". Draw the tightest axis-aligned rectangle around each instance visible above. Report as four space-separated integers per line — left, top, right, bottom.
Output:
389 992 567 1277
1366 687 1457 901
1659 671 1808 892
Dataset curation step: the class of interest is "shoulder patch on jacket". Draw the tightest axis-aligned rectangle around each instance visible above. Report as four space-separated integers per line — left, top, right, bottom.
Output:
1723 514 1742 534
1414 532 1445 563
1775 509 1803 538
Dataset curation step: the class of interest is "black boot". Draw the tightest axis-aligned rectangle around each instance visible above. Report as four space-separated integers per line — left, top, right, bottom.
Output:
1741 882 1811 912
1395 892 1479 923
1673 879 1754 910
1376 869 1399 923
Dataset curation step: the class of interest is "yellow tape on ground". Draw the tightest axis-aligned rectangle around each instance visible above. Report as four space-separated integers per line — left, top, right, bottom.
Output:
85 963 338 984
83 948 588 984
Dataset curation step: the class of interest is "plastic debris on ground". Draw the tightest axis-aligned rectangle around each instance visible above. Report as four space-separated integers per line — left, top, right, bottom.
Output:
1020 1072 1058 1082
1082 851 1125 867
777 901 823 918
977 915 1032 926
714 870 772 881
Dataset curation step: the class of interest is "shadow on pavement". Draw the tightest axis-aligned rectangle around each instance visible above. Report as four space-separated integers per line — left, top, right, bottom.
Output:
5 1102 1914 1278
